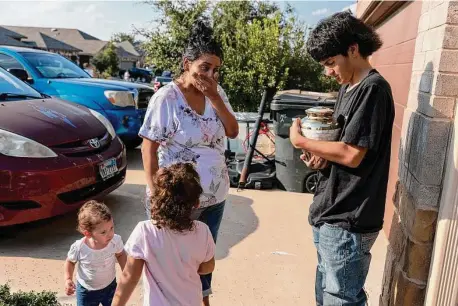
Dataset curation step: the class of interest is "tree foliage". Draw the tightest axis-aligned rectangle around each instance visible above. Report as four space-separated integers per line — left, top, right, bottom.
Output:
111 32 136 44
138 0 339 111
91 42 119 77
139 0 209 73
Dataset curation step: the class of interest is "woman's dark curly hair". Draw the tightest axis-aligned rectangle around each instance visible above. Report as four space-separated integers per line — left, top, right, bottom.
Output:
150 162 203 232
306 11 383 62
181 19 223 72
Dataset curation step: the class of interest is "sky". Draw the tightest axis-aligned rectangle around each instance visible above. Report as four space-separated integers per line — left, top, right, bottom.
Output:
0 0 356 41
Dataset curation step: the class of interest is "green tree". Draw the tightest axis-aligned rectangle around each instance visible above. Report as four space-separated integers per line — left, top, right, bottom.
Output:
214 2 338 110
140 0 209 73
111 32 136 44
218 13 288 111
139 0 338 111
91 42 119 77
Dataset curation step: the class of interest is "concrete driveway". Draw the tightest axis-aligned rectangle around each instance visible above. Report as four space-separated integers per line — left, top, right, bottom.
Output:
0 148 387 305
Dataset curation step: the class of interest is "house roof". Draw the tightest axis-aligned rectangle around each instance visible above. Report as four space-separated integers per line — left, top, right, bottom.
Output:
71 39 108 56
0 25 107 55
114 41 141 58
0 26 27 39
0 26 82 52
0 34 32 48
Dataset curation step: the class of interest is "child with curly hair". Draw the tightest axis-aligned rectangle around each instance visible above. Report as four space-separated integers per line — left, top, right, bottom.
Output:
64 201 126 306
112 162 216 306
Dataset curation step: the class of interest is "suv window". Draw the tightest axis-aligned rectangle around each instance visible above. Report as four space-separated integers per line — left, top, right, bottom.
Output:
0 53 25 71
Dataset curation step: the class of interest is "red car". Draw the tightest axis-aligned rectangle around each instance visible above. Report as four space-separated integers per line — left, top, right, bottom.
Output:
0 67 127 226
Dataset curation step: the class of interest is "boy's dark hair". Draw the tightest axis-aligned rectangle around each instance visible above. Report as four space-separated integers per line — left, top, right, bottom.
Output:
181 19 223 72
306 11 383 62
150 163 203 232
77 200 112 233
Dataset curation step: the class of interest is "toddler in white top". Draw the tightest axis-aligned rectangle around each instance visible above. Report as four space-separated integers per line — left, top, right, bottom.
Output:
64 200 127 306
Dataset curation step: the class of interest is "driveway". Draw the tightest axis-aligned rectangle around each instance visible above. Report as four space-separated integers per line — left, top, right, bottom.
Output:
0 149 387 305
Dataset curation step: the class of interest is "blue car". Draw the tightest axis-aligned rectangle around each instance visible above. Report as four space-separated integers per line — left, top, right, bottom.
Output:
0 46 155 149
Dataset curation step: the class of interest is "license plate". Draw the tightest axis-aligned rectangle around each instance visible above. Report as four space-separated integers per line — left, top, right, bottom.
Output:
99 158 118 180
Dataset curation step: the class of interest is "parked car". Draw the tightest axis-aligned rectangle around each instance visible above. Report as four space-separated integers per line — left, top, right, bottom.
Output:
0 67 127 226
119 67 153 83
153 76 173 92
0 46 155 149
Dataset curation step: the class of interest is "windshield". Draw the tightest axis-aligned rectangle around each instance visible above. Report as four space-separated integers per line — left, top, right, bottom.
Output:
0 67 42 99
21 52 90 79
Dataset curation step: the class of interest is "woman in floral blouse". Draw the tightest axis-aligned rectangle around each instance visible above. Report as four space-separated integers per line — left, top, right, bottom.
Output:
139 20 239 306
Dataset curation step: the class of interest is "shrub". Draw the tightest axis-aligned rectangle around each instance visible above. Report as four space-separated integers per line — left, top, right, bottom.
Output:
0 284 60 306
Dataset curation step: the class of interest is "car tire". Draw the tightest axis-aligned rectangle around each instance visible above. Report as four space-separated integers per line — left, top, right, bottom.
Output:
123 137 143 150
305 172 319 194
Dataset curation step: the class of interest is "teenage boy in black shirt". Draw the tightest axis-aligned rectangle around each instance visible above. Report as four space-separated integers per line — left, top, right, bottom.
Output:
289 11 395 306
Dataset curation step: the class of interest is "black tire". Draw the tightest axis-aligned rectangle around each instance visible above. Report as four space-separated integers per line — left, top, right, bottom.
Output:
123 137 143 150
305 172 319 194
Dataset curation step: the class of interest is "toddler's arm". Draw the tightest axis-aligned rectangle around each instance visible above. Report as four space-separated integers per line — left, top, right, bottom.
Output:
116 249 127 270
64 260 76 295
112 256 144 306
198 257 215 275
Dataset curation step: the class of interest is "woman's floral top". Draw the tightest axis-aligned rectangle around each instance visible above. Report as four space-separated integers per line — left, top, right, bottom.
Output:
139 82 235 207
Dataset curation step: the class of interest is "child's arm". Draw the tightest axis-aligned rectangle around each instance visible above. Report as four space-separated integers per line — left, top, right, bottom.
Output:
112 256 144 306
116 249 127 270
198 257 215 275
198 223 216 275
64 260 76 296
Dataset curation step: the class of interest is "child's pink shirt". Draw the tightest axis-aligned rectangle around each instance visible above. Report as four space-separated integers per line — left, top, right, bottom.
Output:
124 220 215 306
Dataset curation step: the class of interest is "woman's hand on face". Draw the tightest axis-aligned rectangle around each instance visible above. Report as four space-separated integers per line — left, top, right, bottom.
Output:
192 73 220 101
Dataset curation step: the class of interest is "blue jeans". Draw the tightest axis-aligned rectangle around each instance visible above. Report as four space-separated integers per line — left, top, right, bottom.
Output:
145 197 226 298
76 279 117 306
312 224 378 306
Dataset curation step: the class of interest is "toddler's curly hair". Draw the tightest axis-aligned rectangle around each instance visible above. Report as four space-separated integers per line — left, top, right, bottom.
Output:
77 200 112 233
150 163 203 232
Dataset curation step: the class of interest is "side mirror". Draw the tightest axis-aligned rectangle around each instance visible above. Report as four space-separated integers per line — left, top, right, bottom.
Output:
8 68 30 83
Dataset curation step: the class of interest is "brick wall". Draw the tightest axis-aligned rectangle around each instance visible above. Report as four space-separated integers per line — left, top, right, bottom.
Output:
381 1 458 305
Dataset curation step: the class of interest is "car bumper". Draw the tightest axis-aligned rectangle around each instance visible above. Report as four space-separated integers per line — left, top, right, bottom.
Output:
0 138 127 226
104 108 147 141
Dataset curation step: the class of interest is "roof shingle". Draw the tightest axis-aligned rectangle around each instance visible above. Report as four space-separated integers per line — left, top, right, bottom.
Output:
0 25 106 55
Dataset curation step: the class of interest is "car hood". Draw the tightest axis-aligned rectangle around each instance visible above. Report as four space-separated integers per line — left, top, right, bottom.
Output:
0 98 106 147
50 78 154 91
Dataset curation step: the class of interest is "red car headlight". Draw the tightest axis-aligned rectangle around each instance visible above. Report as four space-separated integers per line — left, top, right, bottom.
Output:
0 129 57 158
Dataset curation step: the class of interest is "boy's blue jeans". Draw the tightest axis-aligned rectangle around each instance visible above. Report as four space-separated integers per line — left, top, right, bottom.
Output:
312 223 378 306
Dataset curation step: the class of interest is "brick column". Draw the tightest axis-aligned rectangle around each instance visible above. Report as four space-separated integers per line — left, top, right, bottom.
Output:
380 1 458 305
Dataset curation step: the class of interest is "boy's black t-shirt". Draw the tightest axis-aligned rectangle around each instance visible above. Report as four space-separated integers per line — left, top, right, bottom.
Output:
309 69 395 233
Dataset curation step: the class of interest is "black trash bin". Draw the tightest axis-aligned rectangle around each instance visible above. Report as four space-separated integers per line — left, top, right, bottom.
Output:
270 91 336 193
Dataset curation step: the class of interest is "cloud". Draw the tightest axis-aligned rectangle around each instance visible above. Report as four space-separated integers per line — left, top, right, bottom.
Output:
0 1 129 40
312 8 329 16
84 4 97 14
